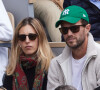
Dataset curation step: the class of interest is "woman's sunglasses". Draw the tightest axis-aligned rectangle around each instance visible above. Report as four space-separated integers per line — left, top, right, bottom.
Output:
18 33 38 41
59 25 86 35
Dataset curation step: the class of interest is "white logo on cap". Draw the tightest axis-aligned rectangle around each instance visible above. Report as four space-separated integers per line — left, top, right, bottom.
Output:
62 9 70 15
83 14 86 17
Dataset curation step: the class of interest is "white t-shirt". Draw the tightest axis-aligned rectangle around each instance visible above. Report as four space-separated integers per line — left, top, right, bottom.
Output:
90 0 100 9
71 55 86 90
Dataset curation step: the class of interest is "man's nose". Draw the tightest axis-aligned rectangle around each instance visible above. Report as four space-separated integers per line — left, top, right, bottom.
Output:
67 29 73 35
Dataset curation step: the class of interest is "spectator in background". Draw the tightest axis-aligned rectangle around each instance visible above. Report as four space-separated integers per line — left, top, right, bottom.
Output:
0 0 13 87
55 85 77 90
47 5 100 90
3 17 54 90
34 0 64 42
62 0 100 41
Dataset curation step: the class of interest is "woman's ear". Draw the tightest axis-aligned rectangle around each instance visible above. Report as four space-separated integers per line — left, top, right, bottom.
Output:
18 41 21 47
18 44 21 47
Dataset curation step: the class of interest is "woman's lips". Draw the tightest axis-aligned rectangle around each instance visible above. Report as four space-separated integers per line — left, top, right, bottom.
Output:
25 46 32 49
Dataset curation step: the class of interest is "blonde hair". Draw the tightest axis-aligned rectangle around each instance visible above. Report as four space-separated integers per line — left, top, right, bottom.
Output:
6 17 54 75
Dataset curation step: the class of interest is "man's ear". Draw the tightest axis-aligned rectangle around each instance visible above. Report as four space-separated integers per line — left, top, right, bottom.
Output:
85 24 91 33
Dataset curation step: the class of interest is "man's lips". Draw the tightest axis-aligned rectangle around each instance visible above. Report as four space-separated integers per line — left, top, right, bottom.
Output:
66 38 75 42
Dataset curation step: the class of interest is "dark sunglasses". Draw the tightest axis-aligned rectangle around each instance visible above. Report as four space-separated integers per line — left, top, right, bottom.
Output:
59 25 86 35
18 33 38 41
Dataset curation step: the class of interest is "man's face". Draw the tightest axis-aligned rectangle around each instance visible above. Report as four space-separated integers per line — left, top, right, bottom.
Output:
60 20 89 49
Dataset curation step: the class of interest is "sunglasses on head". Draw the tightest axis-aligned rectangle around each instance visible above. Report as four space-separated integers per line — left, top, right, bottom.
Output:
59 25 86 35
18 33 38 41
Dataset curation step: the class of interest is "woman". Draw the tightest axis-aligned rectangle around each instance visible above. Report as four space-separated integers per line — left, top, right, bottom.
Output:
3 17 54 90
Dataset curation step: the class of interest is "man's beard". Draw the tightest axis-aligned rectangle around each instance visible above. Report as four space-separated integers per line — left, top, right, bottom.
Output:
66 36 85 49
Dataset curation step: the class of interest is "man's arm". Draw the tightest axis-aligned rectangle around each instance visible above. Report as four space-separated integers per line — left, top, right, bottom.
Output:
47 59 61 90
0 0 13 41
95 58 100 90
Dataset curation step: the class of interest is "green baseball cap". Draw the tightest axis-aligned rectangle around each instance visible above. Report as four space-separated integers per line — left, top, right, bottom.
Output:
55 5 89 28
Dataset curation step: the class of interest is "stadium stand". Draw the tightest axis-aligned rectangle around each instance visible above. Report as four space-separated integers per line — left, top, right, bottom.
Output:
3 0 34 27
1 0 100 56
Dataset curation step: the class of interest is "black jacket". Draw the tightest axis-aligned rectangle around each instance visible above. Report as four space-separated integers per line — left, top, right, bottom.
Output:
63 0 100 41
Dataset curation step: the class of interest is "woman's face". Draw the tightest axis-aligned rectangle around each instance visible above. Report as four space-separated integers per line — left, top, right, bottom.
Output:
18 25 38 57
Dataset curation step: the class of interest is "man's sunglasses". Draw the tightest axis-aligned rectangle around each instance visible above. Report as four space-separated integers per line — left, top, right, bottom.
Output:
59 25 86 35
18 33 38 41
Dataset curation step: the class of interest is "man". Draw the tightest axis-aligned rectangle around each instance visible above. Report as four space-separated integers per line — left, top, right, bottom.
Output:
0 0 13 86
47 5 100 90
63 0 100 41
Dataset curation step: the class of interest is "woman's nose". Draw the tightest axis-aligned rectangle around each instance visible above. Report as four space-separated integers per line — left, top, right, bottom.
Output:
25 36 30 42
